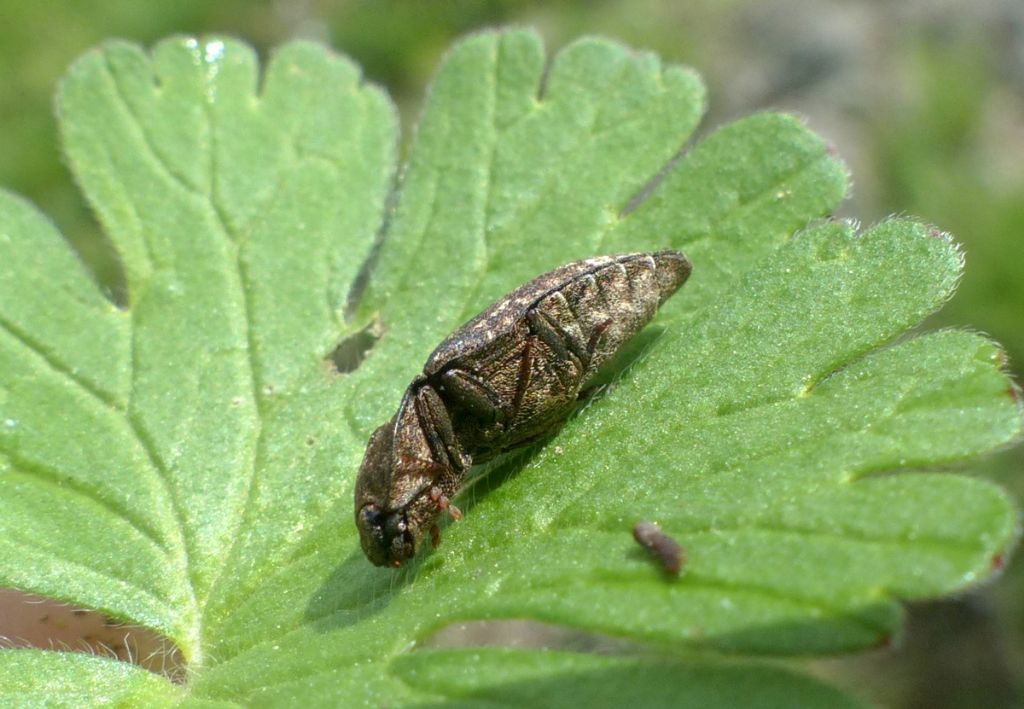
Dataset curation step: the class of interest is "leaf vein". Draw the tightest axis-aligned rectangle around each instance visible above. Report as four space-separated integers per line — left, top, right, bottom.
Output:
193 77 269 623
683 522 986 554
0 314 123 410
101 57 206 200
0 450 170 554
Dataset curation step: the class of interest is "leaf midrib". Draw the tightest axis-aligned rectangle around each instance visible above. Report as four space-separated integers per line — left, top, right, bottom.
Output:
95 54 276 663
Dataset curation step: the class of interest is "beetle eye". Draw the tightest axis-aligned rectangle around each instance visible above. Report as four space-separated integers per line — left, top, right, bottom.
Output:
384 513 406 538
358 505 387 550
359 504 381 528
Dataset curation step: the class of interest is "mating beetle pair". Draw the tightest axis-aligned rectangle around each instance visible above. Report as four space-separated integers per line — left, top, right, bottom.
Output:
355 250 691 567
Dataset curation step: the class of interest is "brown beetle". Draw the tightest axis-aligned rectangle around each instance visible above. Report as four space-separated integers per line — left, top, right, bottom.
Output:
355 251 691 566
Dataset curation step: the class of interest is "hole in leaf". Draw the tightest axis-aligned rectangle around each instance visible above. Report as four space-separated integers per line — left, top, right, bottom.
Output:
0 588 186 683
328 317 385 373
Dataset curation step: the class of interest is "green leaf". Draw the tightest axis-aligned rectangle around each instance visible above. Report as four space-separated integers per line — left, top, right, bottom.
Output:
0 651 181 707
0 29 1019 707
390 649 866 709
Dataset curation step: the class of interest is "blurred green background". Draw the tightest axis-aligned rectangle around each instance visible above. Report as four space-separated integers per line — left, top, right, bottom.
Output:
1 1 1020 706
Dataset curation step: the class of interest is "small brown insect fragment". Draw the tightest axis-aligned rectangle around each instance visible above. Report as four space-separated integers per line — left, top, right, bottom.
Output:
355 251 692 567
633 520 685 577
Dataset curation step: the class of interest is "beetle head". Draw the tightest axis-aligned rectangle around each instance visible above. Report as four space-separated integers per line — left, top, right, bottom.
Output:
354 418 438 567
356 503 415 567
355 421 406 566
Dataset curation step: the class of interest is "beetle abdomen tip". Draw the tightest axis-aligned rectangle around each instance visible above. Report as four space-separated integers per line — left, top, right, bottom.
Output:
651 249 692 303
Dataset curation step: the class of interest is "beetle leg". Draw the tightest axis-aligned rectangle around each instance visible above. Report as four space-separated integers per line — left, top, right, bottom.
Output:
414 383 472 474
439 368 507 425
583 317 613 370
528 308 574 362
511 334 536 419
527 308 584 388
397 453 447 476
429 485 464 521
429 524 441 549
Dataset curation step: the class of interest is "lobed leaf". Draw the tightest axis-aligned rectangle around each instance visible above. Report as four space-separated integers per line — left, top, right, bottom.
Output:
0 28 1019 707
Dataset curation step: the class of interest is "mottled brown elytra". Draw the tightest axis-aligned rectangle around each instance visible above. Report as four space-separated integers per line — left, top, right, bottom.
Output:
355 251 691 567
